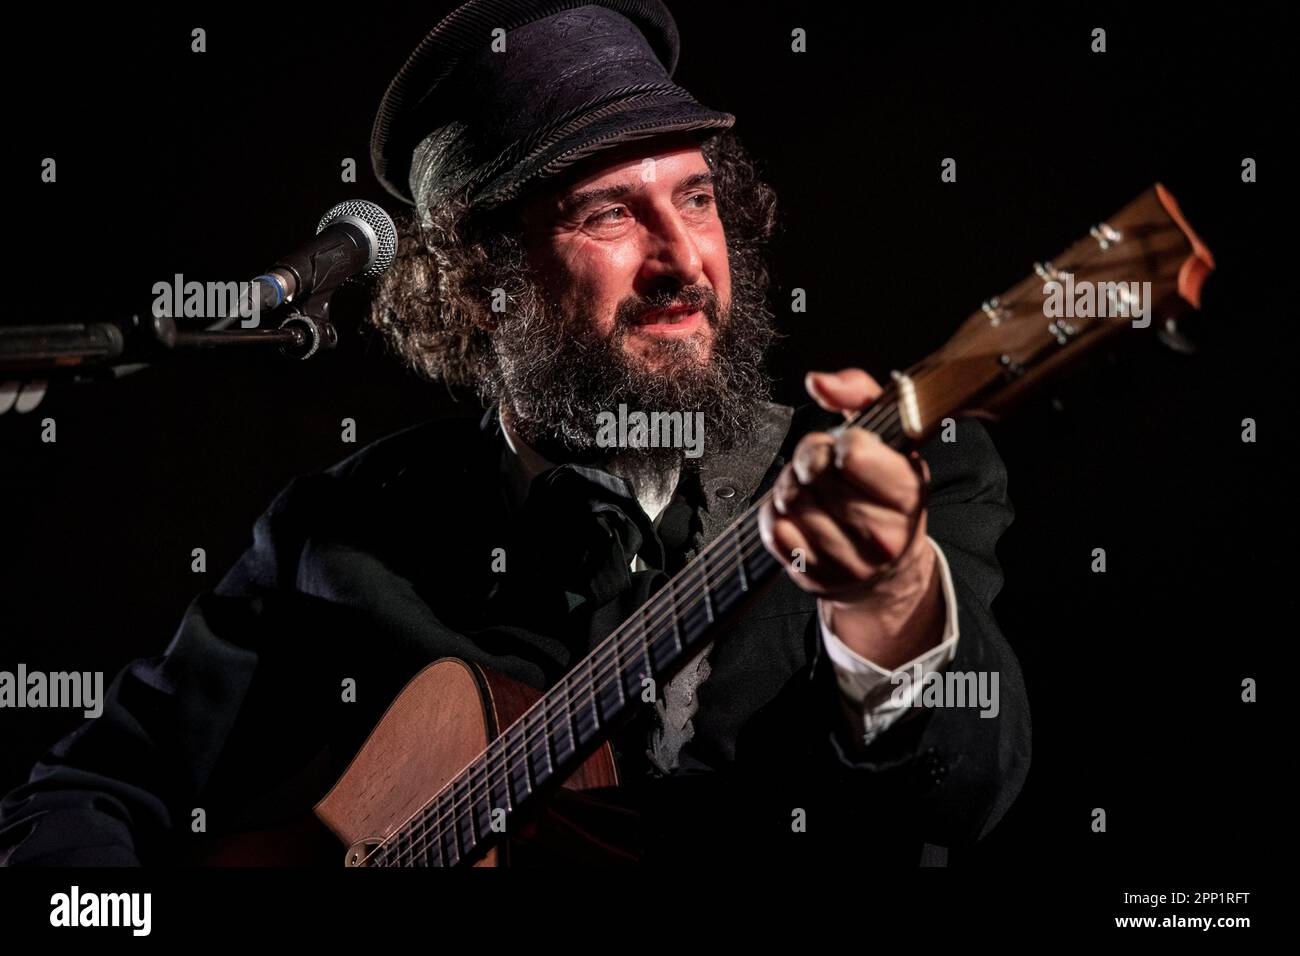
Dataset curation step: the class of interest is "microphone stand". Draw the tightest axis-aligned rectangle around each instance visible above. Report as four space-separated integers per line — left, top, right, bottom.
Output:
0 292 341 411
170 294 339 361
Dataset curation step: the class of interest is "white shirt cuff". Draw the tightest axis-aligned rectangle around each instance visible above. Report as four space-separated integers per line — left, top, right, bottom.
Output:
818 536 960 746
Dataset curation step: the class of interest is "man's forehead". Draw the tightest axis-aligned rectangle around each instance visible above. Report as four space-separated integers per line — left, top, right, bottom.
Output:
526 134 712 214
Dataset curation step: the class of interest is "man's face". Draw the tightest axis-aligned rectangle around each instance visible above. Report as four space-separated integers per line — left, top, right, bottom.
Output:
489 132 773 462
519 137 731 374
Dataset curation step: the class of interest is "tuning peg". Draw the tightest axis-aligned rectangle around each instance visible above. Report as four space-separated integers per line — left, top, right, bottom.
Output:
1090 222 1122 250
982 297 1009 326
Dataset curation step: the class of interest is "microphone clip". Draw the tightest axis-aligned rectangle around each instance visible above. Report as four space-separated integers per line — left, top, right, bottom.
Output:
276 293 339 361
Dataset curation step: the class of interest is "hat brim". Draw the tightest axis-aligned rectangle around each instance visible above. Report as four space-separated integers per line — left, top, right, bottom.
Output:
471 99 735 211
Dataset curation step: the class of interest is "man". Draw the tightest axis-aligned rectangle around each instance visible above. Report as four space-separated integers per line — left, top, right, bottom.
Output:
0 0 1029 866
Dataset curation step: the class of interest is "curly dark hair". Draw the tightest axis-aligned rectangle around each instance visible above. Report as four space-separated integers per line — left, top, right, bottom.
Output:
368 130 779 403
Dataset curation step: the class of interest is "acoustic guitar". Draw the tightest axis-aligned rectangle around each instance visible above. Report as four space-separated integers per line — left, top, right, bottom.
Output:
189 184 1214 866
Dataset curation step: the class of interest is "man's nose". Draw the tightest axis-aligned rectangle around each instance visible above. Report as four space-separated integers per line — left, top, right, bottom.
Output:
638 208 703 290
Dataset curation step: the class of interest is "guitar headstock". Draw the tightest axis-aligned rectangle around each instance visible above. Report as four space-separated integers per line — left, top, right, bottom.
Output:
895 184 1215 440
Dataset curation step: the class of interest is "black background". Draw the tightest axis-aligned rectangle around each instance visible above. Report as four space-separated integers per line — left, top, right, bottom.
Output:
1 1 1293 874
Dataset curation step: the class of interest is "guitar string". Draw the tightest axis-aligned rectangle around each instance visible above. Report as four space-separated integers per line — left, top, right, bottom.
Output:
365 395 912 866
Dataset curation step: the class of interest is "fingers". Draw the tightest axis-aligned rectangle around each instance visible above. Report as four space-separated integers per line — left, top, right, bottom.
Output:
787 427 921 514
789 431 835 487
760 489 883 594
831 428 923 514
761 424 929 596
804 368 883 416
772 460 909 562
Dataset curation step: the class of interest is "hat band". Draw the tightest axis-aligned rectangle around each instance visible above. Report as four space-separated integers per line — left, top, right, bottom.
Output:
467 82 707 201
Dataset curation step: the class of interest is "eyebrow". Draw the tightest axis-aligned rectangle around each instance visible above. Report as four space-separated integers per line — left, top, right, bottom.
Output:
559 171 715 217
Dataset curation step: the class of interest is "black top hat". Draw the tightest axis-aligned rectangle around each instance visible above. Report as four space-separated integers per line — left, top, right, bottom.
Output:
370 0 735 213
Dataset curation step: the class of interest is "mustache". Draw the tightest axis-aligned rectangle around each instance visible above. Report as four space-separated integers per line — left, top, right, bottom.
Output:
613 286 721 331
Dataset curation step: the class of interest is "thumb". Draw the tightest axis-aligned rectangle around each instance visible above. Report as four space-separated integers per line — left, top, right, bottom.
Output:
804 368 883 415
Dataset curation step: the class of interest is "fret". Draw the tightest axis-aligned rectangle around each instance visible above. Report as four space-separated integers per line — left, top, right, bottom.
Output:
623 625 648 702
539 697 554 776
708 529 750 615
742 535 780 591
569 656 596 748
470 766 495 841
734 523 749 593
407 835 426 868
441 792 461 867
647 613 677 672
701 550 716 624
410 826 427 866
573 687 598 746
506 736 533 807
586 654 603 727
548 676 576 765
488 739 512 815
524 702 552 784
454 774 477 857
405 812 426 867
422 813 445 867
594 652 622 720
638 612 653 683
384 824 404 868
610 635 627 709
666 582 683 654
473 799 495 842
677 583 713 650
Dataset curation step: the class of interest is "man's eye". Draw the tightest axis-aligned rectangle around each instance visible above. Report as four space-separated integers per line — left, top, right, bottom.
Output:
686 193 715 209
588 206 628 225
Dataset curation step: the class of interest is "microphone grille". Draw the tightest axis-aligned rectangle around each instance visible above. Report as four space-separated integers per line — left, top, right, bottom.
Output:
317 200 398 279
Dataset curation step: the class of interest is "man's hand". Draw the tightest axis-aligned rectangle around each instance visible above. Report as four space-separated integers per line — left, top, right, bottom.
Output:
758 368 945 670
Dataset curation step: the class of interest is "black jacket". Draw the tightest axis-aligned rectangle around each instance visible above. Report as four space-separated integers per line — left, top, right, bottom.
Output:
0 402 1030 866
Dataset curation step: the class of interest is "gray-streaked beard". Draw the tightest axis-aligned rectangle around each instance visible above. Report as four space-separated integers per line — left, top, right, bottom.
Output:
491 251 778 489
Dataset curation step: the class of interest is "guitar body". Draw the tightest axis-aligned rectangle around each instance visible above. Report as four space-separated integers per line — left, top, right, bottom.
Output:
187 659 623 866
318 658 622 866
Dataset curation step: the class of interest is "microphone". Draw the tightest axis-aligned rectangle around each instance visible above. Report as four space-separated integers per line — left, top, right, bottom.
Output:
0 200 400 375
245 200 398 319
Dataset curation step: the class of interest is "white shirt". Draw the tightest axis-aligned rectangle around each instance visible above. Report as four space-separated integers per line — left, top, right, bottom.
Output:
496 410 960 748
